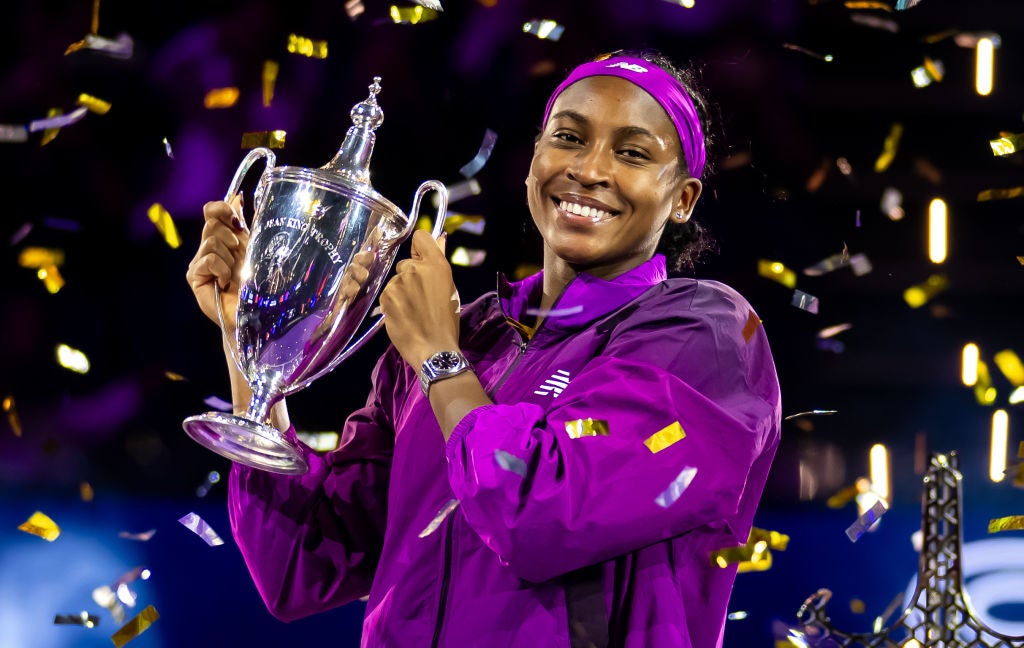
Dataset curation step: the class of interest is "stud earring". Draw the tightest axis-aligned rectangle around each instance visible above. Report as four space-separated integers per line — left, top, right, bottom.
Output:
674 212 684 220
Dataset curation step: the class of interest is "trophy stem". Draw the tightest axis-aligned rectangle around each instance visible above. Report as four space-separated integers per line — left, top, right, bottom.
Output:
247 371 286 423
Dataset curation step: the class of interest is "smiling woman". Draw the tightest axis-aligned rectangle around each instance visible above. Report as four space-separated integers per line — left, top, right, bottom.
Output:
187 47 782 648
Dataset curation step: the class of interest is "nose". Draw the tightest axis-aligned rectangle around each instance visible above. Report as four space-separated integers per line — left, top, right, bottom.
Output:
567 146 611 187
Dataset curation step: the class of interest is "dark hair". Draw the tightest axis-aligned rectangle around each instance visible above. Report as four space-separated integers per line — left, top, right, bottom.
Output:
601 48 719 274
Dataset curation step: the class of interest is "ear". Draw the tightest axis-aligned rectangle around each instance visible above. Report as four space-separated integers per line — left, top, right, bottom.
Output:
672 177 703 223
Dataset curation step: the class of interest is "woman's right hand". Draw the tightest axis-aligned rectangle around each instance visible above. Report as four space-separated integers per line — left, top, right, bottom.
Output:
186 196 248 332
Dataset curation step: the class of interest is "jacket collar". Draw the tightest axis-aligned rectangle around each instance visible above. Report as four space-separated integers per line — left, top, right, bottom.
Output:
497 254 667 334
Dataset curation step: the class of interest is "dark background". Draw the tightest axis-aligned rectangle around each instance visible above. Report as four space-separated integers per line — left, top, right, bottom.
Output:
2 0 1024 646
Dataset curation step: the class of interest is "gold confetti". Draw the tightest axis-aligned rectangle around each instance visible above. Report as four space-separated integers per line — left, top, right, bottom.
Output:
3 395 22 437
710 526 788 572
163 371 187 381
874 123 903 172
757 259 796 288
241 130 287 149
262 60 279 107
827 478 870 508
1015 441 1024 489
522 19 564 40
76 93 111 115
644 421 686 453
977 186 1024 201
37 265 65 293
850 598 866 614
40 107 63 146
203 87 240 109
295 431 340 451
741 309 761 343
902 274 947 308
513 263 541 280
974 360 996 406
80 481 94 502
450 246 486 267
994 349 1024 386
18 511 60 541
988 515 1024 533
564 418 609 439
990 132 1024 156
16 245 64 267
147 203 181 248
844 1 892 9
110 605 159 648
56 343 90 374
286 33 328 58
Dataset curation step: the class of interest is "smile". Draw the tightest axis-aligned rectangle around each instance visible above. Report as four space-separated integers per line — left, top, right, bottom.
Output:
556 199 617 223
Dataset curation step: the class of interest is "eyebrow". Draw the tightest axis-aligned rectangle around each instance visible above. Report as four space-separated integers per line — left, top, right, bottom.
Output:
549 109 661 142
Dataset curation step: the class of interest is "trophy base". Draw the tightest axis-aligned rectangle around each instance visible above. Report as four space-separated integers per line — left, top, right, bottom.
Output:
182 412 309 475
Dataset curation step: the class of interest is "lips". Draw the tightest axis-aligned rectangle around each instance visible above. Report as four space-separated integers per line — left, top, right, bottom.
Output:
554 198 618 223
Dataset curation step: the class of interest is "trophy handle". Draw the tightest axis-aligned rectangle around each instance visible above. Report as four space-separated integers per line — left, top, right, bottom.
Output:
214 147 277 376
286 179 449 393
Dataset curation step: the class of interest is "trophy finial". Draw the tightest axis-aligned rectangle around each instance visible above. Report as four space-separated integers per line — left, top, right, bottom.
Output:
351 76 384 131
323 76 388 185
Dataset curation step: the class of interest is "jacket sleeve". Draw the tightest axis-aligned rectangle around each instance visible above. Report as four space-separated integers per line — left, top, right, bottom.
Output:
445 291 781 583
227 348 403 621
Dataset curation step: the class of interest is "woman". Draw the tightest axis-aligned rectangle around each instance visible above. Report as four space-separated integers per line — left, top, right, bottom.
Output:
186 49 781 648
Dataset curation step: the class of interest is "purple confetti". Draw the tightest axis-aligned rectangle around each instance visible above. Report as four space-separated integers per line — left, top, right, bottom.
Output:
177 512 224 546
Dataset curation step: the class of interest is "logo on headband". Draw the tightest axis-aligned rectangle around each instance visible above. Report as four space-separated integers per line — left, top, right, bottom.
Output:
606 61 648 74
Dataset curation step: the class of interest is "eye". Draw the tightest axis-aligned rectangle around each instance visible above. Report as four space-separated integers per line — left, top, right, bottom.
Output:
618 147 651 161
552 130 583 145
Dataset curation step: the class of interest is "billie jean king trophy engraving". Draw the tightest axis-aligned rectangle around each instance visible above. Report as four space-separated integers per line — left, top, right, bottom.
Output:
183 77 448 475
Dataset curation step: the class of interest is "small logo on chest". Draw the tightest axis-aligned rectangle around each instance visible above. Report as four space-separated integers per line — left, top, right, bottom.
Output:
534 369 571 398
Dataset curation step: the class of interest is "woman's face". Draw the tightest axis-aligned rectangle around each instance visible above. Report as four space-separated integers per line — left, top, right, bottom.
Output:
527 75 701 280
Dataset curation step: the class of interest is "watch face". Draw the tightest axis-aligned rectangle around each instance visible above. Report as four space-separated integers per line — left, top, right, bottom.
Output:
431 351 462 371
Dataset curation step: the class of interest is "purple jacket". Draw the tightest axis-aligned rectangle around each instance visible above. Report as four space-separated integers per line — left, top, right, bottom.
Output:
228 254 781 647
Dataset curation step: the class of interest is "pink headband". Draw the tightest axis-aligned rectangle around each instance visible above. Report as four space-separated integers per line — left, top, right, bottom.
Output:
542 55 706 178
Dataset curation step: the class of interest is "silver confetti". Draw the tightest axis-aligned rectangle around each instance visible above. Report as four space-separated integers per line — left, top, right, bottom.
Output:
655 466 697 508
418 498 460 538
494 449 527 477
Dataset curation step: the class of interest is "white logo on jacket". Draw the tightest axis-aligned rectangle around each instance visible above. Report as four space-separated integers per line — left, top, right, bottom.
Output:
534 369 570 398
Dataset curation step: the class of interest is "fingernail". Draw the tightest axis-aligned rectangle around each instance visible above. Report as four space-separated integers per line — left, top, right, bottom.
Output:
231 215 244 231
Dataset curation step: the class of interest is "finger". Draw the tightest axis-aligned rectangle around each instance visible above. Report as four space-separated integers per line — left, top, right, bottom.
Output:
411 228 444 261
203 199 245 232
189 254 234 291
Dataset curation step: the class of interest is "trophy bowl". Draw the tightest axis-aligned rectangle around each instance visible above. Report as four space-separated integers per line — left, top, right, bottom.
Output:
183 77 448 474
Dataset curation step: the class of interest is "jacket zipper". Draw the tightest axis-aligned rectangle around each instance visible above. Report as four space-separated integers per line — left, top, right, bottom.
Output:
488 333 529 398
431 514 455 648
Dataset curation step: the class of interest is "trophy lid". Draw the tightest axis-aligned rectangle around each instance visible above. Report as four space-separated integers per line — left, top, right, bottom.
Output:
319 77 385 188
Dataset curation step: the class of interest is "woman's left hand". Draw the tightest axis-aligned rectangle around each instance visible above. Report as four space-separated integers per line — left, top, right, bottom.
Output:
380 229 461 370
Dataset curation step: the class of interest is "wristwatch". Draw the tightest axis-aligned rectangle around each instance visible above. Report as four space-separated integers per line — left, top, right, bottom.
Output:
420 350 472 396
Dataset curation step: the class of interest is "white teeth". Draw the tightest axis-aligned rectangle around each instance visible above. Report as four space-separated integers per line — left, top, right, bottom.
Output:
558 200 612 222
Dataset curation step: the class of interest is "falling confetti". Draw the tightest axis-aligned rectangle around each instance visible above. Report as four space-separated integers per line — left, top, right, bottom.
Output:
76 93 111 114
784 409 837 421
987 515 1024 533
3 395 23 437
147 203 181 248
450 246 486 267
177 512 224 546
791 289 819 314
782 43 833 61
993 350 1024 386
162 137 174 158
119 529 157 541
20 247 68 269
390 6 440 24
442 178 481 205
459 128 498 178
846 499 887 542
874 123 903 172
56 343 90 374
203 87 240 109
262 60 279 107
29 106 89 133
286 34 328 58
241 130 287 149
110 605 159 648
525 304 584 319
18 510 60 541
418 499 460 538
758 259 797 288
977 186 1024 202
902 274 947 308
990 132 1024 156
54 612 100 627
522 19 565 41
741 309 761 343
65 32 134 58
0 124 29 142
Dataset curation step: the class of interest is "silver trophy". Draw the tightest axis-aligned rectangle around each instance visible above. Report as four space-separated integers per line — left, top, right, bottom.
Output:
183 77 448 475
